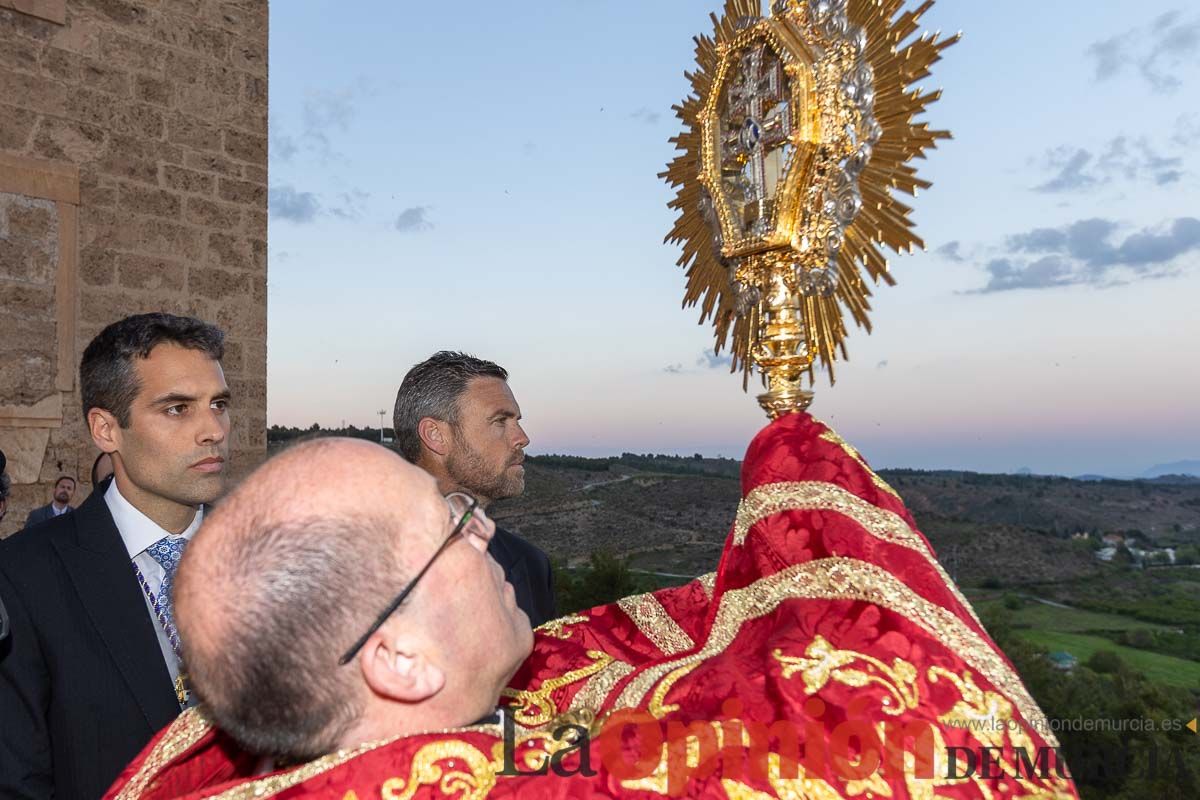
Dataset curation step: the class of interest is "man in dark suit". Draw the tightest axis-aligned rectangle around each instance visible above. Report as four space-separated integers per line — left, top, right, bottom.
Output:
0 312 231 799
394 352 556 626
23 475 77 528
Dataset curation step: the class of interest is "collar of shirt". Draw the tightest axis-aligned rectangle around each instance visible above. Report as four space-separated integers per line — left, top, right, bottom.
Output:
104 479 204 559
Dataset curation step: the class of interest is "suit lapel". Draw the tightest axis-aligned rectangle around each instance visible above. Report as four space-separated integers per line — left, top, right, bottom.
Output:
51 490 179 729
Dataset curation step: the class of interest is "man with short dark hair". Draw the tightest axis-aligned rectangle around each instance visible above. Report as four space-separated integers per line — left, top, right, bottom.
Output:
394 351 556 626
0 312 231 799
24 475 77 528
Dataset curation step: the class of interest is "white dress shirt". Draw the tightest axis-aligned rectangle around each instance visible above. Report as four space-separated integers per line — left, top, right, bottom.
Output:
104 480 203 705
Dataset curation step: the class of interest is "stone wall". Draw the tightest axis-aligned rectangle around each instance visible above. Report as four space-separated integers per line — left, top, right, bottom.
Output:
0 0 268 536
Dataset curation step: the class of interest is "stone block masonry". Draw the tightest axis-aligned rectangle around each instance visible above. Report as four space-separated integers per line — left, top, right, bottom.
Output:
0 1 269 536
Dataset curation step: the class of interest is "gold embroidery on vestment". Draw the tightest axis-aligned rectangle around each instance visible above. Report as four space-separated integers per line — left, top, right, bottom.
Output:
720 753 846 800
114 708 212 799
817 426 901 500
618 592 695 655
568 658 635 715
204 720 509 800
774 635 919 714
731 480 986 630
648 663 698 717
377 740 496 799
536 614 587 640
612 556 1055 747
502 650 613 725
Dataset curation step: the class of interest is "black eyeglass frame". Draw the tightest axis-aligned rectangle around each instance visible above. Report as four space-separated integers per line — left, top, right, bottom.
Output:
338 493 479 666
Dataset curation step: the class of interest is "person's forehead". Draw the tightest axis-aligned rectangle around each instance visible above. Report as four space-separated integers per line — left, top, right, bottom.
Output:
461 376 519 414
134 344 227 397
56 477 73 486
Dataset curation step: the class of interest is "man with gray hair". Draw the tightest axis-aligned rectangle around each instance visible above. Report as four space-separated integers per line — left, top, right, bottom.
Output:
394 352 556 626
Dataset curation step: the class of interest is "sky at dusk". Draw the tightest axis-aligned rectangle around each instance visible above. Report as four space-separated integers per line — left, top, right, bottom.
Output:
266 1 1200 478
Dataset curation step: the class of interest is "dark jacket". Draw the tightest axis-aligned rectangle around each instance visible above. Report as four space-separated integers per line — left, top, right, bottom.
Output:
23 502 72 529
0 481 180 799
488 526 556 627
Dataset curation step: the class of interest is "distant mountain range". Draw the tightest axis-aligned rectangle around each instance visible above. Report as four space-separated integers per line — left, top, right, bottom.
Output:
1068 459 1200 482
1142 460 1200 479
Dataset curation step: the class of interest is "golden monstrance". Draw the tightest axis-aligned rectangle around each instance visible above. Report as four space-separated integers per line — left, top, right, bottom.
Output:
663 0 957 418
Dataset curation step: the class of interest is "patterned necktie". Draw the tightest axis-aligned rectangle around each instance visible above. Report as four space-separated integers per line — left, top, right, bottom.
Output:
146 535 188 636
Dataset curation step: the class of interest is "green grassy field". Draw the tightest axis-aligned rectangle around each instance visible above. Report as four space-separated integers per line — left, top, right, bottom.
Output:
1006 601 1175 633
1016 629 1200 689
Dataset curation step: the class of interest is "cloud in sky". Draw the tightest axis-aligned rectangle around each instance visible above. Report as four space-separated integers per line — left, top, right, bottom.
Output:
330 189 371 221
1085 11 1200 92
269 115 298 163
696 350 733 369
270 83 365 166
1171 112 1200 146
629 107 661 125
269 185 321 223
661 351 734 375
301 87 356 160
969 216 1200 293
935 241 965 262
394 206 433 233
1033 136 1184 193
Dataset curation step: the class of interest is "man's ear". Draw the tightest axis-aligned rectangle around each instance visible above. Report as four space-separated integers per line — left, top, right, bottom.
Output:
358 631 445 704
416 417 450 458
87 408 121 454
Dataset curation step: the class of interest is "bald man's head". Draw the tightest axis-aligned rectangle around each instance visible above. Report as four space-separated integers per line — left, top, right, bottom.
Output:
175 437 533 762
176 439 423 759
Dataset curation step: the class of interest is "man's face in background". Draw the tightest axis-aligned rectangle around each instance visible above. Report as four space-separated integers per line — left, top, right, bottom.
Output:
53 478 75 505
110 344 231 508
443 377 529 507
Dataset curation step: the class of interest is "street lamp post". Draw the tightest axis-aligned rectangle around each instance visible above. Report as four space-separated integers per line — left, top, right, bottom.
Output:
377 409 386 443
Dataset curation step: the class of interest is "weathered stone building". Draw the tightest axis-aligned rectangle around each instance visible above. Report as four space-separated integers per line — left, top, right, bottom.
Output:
0 0 268 535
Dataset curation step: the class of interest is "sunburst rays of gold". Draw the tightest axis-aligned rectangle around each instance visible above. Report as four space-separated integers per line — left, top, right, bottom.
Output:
661 0 957 393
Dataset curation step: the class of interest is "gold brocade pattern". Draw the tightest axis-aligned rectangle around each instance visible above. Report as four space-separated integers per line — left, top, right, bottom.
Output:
731 480 985 630
377 741 496 800
928 667 1034 754
220 716 597 800
535 614 588 640
618 743 674 795
618 592 696 655
613 557 1055 747
719 754 845 800
208 743 397 800
648 663 698 718
568 658 635 715
774 635 919 715
844 769 893 798
502 650 613 725
698 571 717 599
114 708 213 800
204 720 511 800
817 428 901 500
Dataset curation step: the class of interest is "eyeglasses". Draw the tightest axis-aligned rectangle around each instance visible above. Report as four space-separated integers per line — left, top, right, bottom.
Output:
338 492 484 666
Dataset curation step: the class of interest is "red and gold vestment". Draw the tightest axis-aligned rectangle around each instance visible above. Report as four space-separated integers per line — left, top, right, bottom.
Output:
106 414 1077 799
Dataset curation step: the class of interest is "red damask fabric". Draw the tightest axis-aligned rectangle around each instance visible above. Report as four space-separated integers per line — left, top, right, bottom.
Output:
106 413 1077 799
